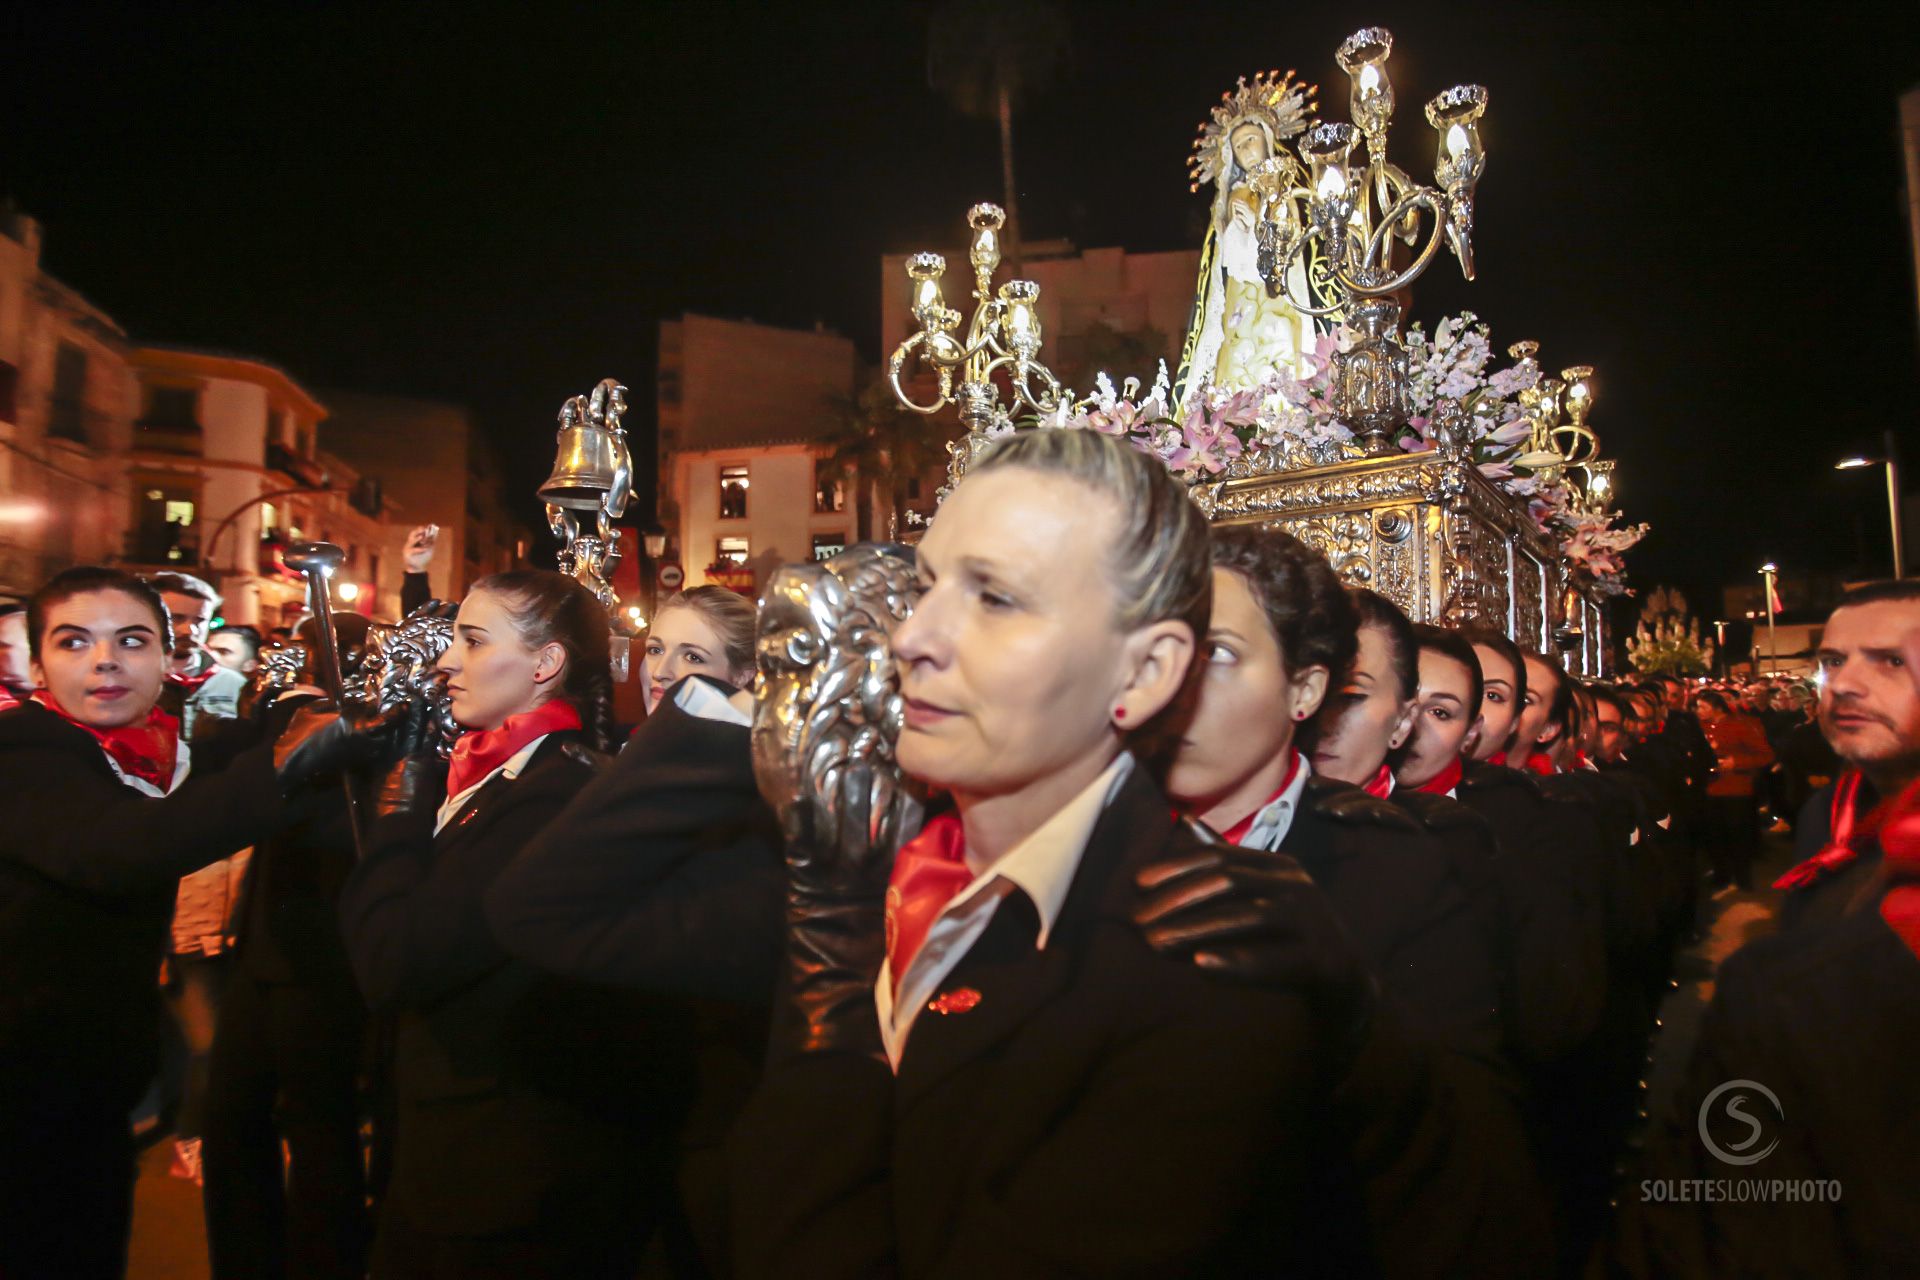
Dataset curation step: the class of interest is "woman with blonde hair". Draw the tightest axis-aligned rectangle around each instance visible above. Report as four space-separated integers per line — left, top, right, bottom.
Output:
729 429 1339 1276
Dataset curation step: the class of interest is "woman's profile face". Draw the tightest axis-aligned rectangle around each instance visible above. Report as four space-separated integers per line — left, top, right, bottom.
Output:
890 467 1146 801
1165 567 1315 812
642 606 737 712
1312 624 1415 786
437 589 558 732
31 590 168 729
1469 643 1521 761
1397 647 1480 787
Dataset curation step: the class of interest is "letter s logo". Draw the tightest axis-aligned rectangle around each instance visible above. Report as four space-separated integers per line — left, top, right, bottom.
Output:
1699 1080 1783 1166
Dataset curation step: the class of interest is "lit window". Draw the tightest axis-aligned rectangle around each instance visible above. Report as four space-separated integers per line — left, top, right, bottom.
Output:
719 465 749 519
813 458 845 514
716 536 749 565
164 500 195 528
812 532 847 561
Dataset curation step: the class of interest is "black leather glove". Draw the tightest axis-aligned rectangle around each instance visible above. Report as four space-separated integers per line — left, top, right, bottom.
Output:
1133 840 1378 1056
375 750 448 821
771 823 892 1063
272 703 402 791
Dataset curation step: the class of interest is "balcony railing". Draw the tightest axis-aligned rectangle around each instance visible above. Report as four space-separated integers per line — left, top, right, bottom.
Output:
133 416 203 456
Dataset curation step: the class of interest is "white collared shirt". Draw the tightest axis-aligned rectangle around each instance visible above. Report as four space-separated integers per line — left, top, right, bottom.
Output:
434 735 551 834
1233 754 1313 852
670 676 752 727
875 753 1136 1069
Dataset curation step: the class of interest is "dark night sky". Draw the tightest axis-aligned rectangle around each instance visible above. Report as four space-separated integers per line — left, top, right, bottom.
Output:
5 1 1919 637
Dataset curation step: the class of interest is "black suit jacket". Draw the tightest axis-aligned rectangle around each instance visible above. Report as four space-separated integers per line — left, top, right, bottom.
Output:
1781 778 1884 933
1615 908 1920 1277
1457 761 1609 1067
485 677 785 1271
729 765 1333 1279
1288 778 1505 1071
0 702 283 1106
339 732 687 1238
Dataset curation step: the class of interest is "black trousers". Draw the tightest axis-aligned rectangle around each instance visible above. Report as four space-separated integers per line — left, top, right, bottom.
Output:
1705 793 1758 889
0 1090 135 1280
201 973 369 1280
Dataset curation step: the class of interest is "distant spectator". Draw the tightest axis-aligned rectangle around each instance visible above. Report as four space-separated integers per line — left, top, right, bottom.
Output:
207 625 263 677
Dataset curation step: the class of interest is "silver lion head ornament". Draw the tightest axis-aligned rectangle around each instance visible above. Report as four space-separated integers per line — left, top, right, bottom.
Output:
751 544 925 864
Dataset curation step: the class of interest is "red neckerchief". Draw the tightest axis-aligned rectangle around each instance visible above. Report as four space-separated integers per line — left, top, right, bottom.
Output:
168 665 220 695
1774 771 1876 892
1522 752 1557 777
884 812 972 995
1487 750 1508 768
1361 762 1394 798
1416 756 1464 797
0 686 17 713
1876 778 1920 958
1217 751 1304 846
444 699 582 798
1575 750 1594 771
31 689 180 792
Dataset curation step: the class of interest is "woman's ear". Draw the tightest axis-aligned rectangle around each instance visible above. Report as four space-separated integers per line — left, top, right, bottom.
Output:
1387 699 1418 750
532 640 568 688
1114 620 1196 725
1461 713 1487 758
1287 664 1330 722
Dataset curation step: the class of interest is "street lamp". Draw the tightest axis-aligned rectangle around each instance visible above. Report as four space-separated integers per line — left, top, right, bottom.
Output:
1759 563 1779 672
1835 432 1905 579
1713 618 1728 676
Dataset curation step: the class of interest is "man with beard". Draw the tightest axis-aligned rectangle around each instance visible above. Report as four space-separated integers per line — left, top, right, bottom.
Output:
1776 581 1920 931
1616 598 1920 1276
151 573 247 737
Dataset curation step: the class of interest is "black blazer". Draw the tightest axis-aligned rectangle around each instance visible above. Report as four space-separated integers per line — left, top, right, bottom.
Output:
484 676 784 1008
339 731 687 1240
1781 778 1883 933
728 764 1334 1279
485 677 785 1272
1614 907 1920 1277
1458 760 1609 1066
0 701 283 1105
1284 778 1504 1069
1301 781 1552 1278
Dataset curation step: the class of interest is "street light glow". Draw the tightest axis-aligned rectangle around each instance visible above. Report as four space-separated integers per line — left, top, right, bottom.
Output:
1835 456 1875 470
337 581 360 602
1760 562 1777 573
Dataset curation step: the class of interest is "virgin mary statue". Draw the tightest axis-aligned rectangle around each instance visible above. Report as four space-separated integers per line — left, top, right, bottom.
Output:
1175 70 1321 410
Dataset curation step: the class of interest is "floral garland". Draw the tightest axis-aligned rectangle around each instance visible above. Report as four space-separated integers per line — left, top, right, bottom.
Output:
1030 310 1646 595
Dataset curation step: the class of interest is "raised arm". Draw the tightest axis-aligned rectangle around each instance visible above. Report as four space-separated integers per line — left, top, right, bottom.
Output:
484 685 784 1004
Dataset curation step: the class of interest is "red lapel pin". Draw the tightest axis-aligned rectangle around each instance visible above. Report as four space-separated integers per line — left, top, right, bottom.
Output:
928 987 983 1015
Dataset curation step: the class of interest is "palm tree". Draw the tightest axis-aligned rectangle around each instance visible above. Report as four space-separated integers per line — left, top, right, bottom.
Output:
822 379 953 541
926 0 1069 272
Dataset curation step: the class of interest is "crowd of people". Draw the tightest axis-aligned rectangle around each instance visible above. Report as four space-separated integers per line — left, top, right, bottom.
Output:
0 430 1915 1279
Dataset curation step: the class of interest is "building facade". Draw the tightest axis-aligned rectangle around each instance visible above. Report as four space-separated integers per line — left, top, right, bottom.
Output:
657 313 859 590
317 390 534 607
125 347 396 627
0 211 140 598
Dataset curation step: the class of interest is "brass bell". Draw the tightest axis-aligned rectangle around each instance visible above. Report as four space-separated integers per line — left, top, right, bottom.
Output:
539 395 624 511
